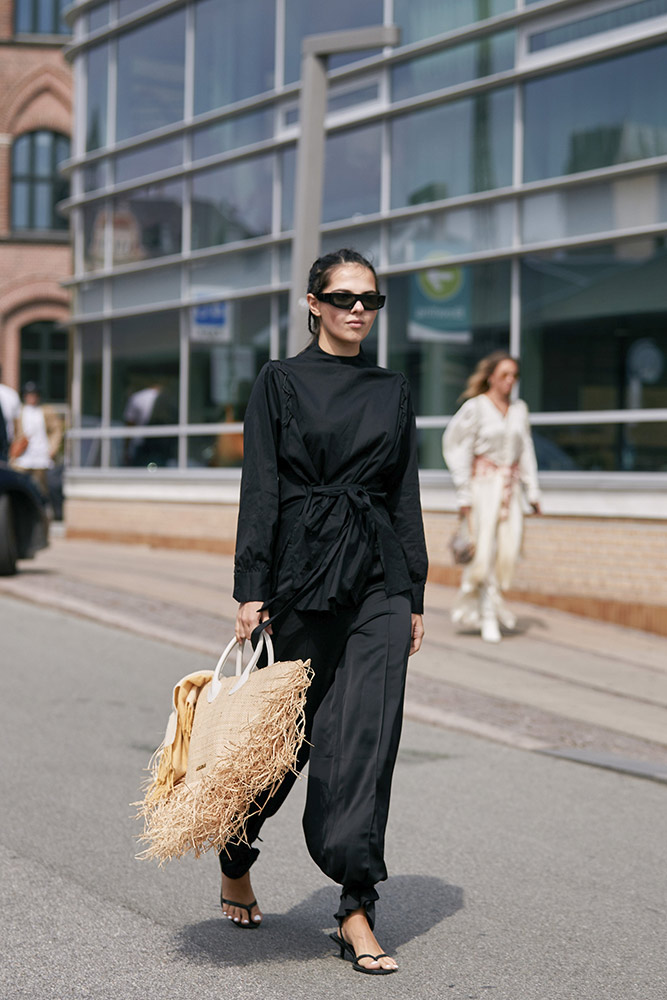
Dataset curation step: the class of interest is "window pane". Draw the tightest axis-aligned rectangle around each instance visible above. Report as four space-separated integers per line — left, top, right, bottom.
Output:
118 0 152 16
34 181 52 228
389 200 514 263
392 31 515 102
12 181 30 228
89 3 110 32
322 123 381 223
15 0 32 32
111 311 180 467
190 248 273 297
86 44 108 151
320 225 381 264
284 0 383 85
531 423 667 473
116 10 185 141
387 260 511 433
529 0 667 52
112 266 182 308
84 204 107 270
13 134 30 175
49 360 68 402
194 0 275 114
37 0 52 33
391 88 514 207
191 156 273 250
77 280 104 313
524 44 667 181
115 137 183 184
112 181 183 264
81 323 103 425
188 297 271 427
34 131 52 177
193 110 274 161
394 0 514 45
522 170 667 244
521 243 667 416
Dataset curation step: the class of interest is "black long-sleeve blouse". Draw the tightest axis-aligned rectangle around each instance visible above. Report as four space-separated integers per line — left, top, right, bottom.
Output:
233 341 428 615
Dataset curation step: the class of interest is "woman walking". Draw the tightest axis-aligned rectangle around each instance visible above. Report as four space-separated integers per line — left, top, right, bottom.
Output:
443 352 541 643
219 248 428 975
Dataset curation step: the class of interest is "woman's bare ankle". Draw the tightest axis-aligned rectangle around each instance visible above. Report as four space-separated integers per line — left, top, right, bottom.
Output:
220 872 263 926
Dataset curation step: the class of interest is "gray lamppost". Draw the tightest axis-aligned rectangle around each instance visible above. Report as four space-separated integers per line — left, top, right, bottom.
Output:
287 25 401 357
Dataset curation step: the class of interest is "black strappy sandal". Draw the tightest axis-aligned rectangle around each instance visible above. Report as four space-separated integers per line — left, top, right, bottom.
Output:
329 930 397 975
220 893 261 929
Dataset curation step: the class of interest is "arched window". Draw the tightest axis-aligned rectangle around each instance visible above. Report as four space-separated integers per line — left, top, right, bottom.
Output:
14 0 70 35
11 131 70 232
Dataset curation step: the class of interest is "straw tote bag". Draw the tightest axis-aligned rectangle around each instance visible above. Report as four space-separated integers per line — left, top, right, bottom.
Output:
137 631 312 863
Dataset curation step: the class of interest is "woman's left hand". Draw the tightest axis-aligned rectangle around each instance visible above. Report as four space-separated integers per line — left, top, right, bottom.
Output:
409 614 424 656
531 501 542 515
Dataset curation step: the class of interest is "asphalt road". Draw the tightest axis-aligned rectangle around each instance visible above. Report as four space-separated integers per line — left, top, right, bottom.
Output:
2 595 666 1000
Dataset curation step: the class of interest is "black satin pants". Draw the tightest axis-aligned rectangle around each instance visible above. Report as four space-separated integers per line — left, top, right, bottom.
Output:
218 585 412 929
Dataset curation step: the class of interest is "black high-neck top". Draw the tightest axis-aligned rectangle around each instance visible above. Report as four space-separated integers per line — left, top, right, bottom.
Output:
233 341 428 614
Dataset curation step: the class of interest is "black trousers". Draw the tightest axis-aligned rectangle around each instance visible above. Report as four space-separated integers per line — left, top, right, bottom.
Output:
219 585 412 929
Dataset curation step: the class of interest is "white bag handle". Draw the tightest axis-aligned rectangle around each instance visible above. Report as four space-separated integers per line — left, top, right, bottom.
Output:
207 631 275 701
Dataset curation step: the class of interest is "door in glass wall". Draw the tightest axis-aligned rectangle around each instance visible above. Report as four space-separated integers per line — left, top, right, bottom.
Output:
110 311 180 468
521 241 667 471
188 297 271 468
387 260 511 467
523 43 667 181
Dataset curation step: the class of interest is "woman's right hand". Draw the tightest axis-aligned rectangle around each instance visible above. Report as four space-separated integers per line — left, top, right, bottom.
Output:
235 601 271 643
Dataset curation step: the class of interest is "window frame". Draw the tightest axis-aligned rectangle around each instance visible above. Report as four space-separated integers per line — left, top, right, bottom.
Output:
14 0 70 36
11 130 71 233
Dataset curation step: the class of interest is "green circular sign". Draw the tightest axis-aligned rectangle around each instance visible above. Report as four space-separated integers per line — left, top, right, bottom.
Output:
418 266 462 301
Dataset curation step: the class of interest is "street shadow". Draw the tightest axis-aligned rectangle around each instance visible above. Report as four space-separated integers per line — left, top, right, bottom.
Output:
172 874 463 968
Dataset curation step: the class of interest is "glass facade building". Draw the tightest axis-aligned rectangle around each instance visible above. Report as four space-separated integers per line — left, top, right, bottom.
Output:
63 0 667 495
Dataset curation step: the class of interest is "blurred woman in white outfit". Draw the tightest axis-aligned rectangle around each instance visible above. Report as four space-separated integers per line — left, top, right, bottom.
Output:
442 352 541 643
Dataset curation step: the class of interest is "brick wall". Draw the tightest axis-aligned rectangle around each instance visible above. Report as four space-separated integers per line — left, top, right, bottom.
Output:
65 498 667 635
0 9 73 386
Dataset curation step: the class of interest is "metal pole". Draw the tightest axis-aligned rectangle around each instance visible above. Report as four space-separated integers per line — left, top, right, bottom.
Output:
287 25 400 358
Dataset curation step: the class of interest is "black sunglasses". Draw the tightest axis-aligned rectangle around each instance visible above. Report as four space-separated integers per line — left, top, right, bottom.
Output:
316 291 386 311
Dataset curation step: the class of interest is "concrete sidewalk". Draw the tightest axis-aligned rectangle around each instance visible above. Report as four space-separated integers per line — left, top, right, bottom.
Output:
2 534 667 779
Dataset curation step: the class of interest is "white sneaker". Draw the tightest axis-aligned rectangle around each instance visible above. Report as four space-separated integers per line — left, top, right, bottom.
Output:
481 618 501 643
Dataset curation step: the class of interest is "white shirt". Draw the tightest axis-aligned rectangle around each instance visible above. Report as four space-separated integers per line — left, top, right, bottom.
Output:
14 404 53 470
442 394 541 508
0 384 21 441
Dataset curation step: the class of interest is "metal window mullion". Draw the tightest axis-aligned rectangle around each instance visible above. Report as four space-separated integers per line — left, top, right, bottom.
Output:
71 325 82 467
270 292 280 360
275 0 285 91
183 0 195 123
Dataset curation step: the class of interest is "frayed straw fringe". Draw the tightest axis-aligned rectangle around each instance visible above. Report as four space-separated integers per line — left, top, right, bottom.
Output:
135 661 313 864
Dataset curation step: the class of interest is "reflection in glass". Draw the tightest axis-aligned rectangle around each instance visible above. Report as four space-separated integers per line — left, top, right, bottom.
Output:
88 3 109 31
284 0 383 84
387 261 511 464
191 156 273 249
392 31 515 102
84 203 107 270
320 226 381 264
112 181 183 264
78 280 104 314
523 171 667 245
116 9 185 141
190 249 272 297
391 88 513 207
188 297 271 438
188 434 244 469
528 0 667 52
86 44 108 151
524 44 667 181
115 138 183 184
389 200 514 263
80 323 103 467
112 266 182 308
521 244 667 426
322 123 381 223
394 0 514 45
531 423 667 473
194 0 275 115
193 110 274 162
111 312 180 467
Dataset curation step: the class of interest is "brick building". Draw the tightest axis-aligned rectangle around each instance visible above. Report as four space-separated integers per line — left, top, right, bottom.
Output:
0 0 71 402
